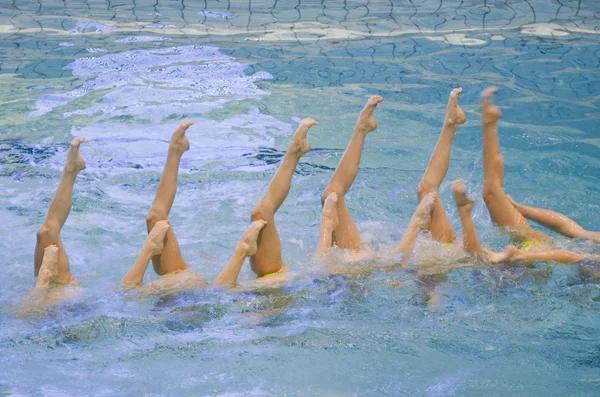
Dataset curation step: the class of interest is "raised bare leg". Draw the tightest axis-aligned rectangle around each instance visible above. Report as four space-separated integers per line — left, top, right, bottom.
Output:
397 192 436 261
122 220 170 288
452 180 484 255
485 245 585 265
480 87 547 243
250 118 318 277
315 193 339 258
417 88 467 243
213 220 267 286
35 245 60 289
321 96 383 250
34 137 85 284
147 120 194 276
507 195 600 243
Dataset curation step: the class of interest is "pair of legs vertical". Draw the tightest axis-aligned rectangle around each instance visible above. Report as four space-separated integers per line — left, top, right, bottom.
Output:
316 96 437 260
416 88 467 243
124 121 271 288
317 96 382 255
480 88 549 243
34 138 86 288
249 118 317 277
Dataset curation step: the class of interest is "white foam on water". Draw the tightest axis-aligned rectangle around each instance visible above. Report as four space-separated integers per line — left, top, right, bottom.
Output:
520 22 600 37
197 11 231 19
114 36 171 43
28 45 287 172
62 107 292 173
29 46 273 120
68 20 116 34
425 33 486 46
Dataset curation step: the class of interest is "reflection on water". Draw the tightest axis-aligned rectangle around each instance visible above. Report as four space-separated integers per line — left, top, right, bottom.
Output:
0 0 599 396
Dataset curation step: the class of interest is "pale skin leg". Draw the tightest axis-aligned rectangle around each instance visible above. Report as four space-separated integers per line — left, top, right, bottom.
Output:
35 245 60 289
321 96 383 251
34 137 86 284
315 193 339 259
250 118 318 277
123 220 267 290
322 192 434 276
485 245 585 265
507 195 600 243
122 220 171 289
146 121 194 276
417 88 467 243
448 178 585 265
452 180 484 256
397 192 436 261
21 245 77 315
480 87 549 243
214 220 267 286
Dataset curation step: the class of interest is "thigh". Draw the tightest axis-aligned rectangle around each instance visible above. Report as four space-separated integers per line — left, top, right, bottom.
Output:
426 195 456 243
250 214 285 277
150 227 189 275
484 187 531 231
333 198 361 250
35 227 71 283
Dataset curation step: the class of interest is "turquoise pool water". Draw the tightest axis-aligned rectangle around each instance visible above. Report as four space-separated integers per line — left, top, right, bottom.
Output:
1 0 599 395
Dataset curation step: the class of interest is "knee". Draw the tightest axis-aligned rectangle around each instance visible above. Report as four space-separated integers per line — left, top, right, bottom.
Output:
36 224 54 243
482 184 500 204
251 203 272 222
417 181 435 199
321 187 341 206
146 208 167 229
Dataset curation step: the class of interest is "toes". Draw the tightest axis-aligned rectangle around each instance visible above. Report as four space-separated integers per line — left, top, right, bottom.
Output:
482 86 498 100
44 244 59 253
174 120 194 137
452 179 466 193
367 95 383 108
450 88 462 99
181 119 194 128
253 219 268 229
301 118 318 127
70 137 85 149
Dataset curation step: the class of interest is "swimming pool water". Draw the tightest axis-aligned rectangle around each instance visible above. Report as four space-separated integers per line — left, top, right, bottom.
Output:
1 0 599 395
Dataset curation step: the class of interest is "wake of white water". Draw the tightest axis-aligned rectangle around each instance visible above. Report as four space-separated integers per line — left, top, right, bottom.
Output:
26 44 295 176
30 45 273 120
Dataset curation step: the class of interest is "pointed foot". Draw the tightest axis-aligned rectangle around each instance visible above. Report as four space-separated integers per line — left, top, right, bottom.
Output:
481 87 502 124
445 88 466 127
356 95 383 133
484 244 519 264
241 220 268 256
170 120 194 153
413 191 436 229
321 193 339 230
37 244 60 287
148 220 170 256
290 118 317 156
452 179 474 210
65 137 86 174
